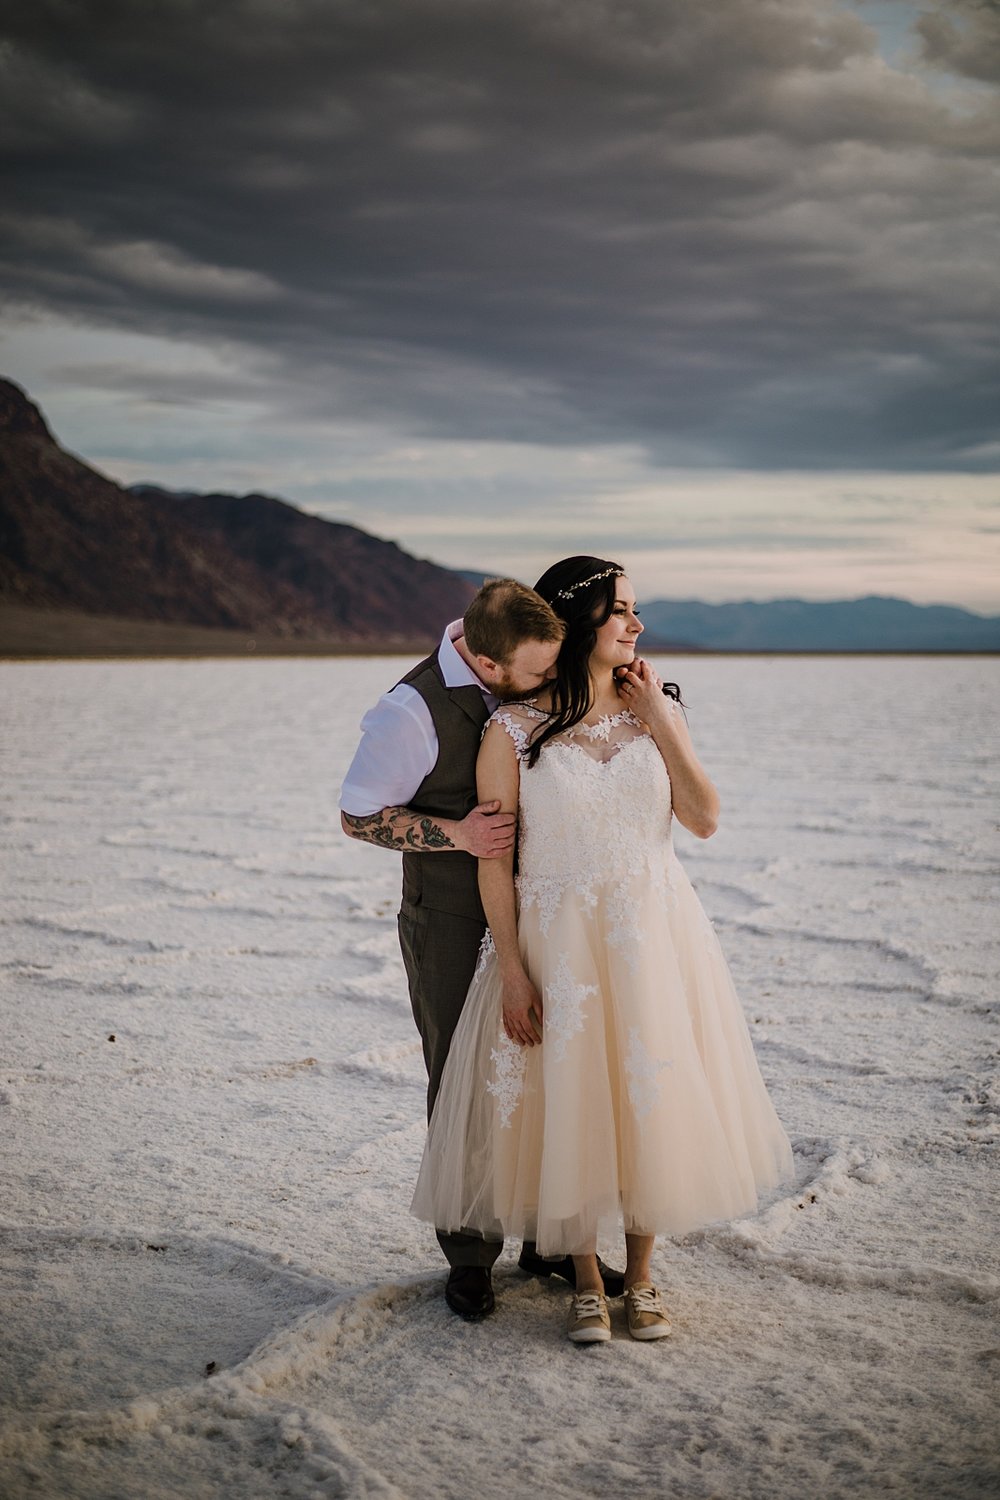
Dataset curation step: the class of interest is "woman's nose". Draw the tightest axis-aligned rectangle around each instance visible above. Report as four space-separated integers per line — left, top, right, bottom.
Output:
632 615 643 634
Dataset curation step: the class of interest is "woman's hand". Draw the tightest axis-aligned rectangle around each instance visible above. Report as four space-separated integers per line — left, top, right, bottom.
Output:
501 965 544 1047
616 658 719 838
615 658 675 727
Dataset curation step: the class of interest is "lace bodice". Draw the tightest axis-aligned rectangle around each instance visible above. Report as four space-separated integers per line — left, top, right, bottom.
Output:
487 703 675 942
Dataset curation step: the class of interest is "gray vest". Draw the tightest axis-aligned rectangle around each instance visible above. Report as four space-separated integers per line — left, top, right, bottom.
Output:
398 651 490 922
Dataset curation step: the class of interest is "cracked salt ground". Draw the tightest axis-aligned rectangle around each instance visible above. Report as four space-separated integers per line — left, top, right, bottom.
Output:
2 656 999 1498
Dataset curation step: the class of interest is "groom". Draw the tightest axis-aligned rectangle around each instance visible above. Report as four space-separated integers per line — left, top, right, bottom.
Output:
341 578 623 1318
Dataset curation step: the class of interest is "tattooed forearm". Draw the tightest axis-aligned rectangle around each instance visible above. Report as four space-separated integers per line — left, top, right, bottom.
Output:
341 808 456 851
410 817 455 849
341 810 408 849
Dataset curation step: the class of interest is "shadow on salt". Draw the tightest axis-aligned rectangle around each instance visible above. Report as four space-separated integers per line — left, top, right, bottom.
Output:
0 1225 338 1415
0 1227 406 1498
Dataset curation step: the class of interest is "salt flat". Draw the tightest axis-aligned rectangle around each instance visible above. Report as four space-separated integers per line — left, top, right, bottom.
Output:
1 655 998 1499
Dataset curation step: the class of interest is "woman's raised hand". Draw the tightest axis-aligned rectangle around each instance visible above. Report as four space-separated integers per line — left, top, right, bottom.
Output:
615 658 674 724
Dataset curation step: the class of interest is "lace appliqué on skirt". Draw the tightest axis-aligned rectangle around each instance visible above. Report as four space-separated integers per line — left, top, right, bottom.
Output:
545 952 597 1062
625 1027 674 1120
517 872 596 937
474 928 496 978
486 1031 526 1129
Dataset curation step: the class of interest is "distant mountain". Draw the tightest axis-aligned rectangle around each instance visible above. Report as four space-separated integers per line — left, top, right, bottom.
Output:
639 596 1000 652
0 378 474 646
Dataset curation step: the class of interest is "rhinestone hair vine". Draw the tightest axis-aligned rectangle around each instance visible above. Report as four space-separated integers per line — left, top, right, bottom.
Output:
554 566 624 602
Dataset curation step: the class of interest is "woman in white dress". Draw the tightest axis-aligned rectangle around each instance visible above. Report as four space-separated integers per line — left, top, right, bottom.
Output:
412 556 795 1344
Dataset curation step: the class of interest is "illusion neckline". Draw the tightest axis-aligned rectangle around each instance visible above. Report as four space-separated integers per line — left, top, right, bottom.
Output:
569 709 643 738
512 700 641 726
503 702 643 737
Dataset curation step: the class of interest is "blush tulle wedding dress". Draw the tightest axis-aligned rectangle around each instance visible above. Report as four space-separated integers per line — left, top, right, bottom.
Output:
411 703 795 1256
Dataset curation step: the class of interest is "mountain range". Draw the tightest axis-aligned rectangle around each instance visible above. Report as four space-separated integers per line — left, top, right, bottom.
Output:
1 376 998 655
637 595 1000 653
0 378 474 652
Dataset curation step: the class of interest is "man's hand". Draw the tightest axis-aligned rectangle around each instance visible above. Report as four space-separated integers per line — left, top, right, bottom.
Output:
453 800 517 858
501 965 544 1046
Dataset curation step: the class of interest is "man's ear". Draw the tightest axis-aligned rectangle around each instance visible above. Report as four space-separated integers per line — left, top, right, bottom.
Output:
475 654 500 678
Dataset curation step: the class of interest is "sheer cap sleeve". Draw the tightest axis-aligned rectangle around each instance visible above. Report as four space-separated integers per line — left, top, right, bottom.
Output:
486 701 550 763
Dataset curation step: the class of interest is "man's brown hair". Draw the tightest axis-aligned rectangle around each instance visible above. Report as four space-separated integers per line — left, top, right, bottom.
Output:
463 578 565 664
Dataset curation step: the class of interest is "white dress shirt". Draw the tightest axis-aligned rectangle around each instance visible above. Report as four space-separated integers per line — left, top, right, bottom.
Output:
339 620 499 817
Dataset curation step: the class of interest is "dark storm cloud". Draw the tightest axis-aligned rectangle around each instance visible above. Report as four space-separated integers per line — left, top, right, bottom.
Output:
1 0 998 469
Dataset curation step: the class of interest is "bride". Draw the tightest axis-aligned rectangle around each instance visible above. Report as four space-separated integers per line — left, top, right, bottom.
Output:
412 556 795 1344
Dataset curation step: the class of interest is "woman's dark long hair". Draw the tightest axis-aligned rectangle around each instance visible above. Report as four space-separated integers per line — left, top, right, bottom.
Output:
525 555 682 768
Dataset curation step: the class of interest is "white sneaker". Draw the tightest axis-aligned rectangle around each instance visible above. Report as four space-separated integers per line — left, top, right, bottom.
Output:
624 1283 671 1341
566 1290 612 1344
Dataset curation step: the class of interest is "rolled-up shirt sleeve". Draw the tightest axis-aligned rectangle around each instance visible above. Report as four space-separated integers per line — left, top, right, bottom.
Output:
339 684 439 817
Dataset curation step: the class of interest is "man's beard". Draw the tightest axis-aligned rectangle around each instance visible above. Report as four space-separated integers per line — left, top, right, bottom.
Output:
493 671 529 702
494 671 551 702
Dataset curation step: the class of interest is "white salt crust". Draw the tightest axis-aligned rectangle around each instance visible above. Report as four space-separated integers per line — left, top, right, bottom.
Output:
1 656 998 1499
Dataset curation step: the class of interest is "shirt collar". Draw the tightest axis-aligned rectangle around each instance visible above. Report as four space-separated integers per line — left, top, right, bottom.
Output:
439 619 496 700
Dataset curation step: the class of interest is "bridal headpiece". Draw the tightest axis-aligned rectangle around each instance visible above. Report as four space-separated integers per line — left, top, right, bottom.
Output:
554 565 624 602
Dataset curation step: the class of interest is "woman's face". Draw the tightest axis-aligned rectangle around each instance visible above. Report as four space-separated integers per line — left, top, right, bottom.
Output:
589 576 643 673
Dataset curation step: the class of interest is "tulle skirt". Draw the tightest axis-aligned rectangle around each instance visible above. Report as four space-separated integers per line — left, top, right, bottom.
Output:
411 855 795 1255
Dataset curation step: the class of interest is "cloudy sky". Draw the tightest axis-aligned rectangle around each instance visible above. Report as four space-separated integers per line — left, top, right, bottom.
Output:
2 0 998 607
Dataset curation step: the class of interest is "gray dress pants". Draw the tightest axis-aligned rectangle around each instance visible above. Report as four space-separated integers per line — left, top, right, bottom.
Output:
398 898 504 1270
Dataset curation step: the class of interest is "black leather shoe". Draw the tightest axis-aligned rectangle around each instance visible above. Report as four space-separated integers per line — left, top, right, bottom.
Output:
518 1247 626 1299
445 1265 495 1320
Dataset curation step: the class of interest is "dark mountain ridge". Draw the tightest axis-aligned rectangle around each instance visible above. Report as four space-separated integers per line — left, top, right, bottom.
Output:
0 377 474 646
